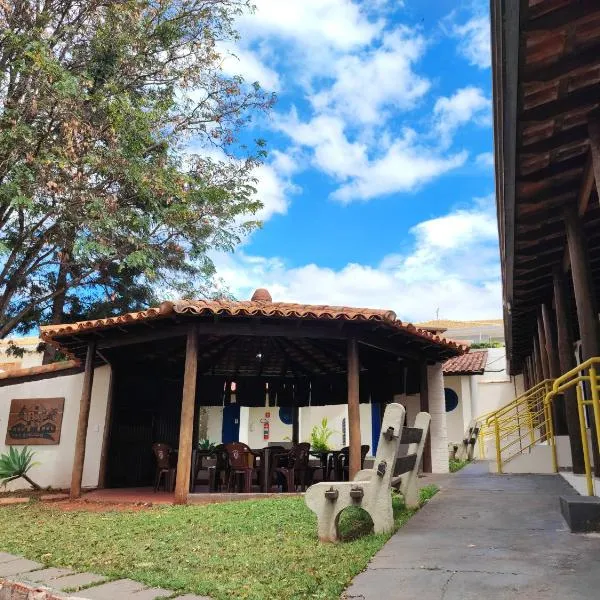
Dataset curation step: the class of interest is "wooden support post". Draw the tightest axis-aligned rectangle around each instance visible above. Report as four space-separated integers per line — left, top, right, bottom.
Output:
564 204 600 476
523 359 531 391
537 311 551 381
532 335 543 385
420 361 432 473
347 338 361 480
175 325 199 504
70 340 97 499
542 303 568 435
553 268 586 473
292 405 300 444
589 116 600 203
97 367 114 489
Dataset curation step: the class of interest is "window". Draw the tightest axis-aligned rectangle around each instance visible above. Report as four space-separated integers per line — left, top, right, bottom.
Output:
444 388 459 412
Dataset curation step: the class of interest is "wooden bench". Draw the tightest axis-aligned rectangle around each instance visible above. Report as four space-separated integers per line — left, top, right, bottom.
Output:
305 403 431 542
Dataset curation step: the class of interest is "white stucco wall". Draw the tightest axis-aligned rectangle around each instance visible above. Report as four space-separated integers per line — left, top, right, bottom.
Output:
444 375 464 444
0 365 111 491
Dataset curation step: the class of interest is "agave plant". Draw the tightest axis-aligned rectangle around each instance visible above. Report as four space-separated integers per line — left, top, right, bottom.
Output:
310 418 336 453
0 447 41 490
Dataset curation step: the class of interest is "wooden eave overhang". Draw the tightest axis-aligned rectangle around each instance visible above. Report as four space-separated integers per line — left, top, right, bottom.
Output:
39 296 467 375
492 0 600 373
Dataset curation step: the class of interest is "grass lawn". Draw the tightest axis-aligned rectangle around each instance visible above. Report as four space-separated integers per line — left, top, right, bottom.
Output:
0 486 437 600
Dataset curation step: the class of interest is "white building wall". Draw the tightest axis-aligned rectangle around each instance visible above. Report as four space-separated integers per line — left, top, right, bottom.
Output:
0 365 111 491
299 405 347 449
444 375 464 444
205 406 223 444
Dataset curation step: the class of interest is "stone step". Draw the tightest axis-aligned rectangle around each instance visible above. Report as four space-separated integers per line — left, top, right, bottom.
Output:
51 572 108 591
77 579 150 599
24 567 75 584
0 558 43 577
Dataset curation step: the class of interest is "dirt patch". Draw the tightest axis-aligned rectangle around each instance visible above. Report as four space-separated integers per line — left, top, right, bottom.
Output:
51 500 154 513
0 488 68 499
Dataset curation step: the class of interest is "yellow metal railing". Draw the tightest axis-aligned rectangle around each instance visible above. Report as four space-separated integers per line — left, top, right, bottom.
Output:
476 380 554 473
544 357 600 496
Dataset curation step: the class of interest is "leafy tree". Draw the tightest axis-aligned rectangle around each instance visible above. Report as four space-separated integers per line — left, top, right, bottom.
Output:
0 0 274 339
0 446 41 490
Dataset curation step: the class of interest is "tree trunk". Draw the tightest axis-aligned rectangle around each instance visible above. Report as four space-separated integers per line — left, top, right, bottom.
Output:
42 247 71 364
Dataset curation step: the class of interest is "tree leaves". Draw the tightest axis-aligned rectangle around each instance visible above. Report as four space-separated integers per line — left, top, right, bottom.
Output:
0 0 275 337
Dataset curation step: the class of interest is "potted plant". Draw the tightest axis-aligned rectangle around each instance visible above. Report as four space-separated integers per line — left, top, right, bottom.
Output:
309 418 336 453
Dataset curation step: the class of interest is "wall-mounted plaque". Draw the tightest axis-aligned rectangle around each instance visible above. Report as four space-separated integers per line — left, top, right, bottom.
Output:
5 398 65 445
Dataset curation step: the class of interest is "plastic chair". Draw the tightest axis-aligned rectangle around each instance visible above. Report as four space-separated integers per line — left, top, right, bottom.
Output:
152 443 175 492
224 442 256 492
273 442 311 492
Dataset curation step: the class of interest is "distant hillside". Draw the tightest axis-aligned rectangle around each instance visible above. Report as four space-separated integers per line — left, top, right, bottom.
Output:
417 319 503 329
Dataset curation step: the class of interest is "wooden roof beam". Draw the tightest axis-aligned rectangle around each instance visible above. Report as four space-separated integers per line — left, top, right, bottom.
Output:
563 116 600 271
525 1 599 33
521 84 600 125
521 124 588 155
523 43 600 84
519 155 584 182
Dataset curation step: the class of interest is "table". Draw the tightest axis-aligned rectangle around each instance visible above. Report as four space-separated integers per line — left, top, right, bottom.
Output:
310 450 344 481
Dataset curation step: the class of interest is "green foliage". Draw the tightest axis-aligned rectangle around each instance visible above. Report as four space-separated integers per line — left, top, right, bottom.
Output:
197 439 216 453
0 1 276 338
470 341 504 349
418 484 439 504
449 458 470 473
309 418 336 453
0 447 41 490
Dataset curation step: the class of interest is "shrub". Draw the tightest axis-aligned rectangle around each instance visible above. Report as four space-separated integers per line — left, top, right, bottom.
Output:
0 447 41 490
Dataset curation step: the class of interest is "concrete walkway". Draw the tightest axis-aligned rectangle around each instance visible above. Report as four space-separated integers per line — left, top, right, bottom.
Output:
0 553 210 599
345 461 600 600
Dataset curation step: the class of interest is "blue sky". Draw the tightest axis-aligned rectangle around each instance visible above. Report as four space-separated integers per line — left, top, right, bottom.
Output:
211 0 500 322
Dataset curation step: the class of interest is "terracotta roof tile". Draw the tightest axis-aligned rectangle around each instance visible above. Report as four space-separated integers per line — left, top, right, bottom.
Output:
0 360 81 382
39 290 469 355
443 350 488 375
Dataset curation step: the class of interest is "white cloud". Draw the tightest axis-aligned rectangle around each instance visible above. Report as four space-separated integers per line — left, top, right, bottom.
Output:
476 152 494 168
433 86 491 147
252 160 299 221
276 111 467 202
239 0 381 51
451 15 491 69
218 44 281 91
212 196 501 320
310 28 429 124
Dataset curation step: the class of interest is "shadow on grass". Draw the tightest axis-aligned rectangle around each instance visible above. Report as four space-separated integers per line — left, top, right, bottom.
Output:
337 484 438 542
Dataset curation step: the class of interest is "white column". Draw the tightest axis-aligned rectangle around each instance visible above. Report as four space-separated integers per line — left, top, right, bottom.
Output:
428 362 449 473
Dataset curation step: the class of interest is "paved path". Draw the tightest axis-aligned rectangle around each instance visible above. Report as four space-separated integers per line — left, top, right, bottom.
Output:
0 553 209 599
345 461 600 600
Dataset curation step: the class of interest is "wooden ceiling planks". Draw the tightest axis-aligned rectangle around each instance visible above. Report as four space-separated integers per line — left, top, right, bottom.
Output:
494 0 600 369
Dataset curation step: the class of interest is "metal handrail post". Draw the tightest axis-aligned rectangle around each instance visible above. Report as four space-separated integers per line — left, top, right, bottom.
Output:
495 416 502 474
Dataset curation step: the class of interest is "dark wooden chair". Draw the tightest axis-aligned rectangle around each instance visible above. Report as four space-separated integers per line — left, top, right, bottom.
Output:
339 445 370 480
273 442 311 492
208 444 229 492
152 443 175 492
224 442 256 492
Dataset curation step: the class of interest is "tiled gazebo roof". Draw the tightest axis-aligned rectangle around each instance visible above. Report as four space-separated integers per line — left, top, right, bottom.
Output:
443 350 488 376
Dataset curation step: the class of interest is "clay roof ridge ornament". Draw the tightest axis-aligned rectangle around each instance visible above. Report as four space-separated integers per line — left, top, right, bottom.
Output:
251 288 272 303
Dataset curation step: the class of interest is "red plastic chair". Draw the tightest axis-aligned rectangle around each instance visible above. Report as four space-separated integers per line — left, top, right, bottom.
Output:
224 442 257 492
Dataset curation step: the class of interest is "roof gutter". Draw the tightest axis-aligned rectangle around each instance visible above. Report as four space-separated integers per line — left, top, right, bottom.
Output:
491 0 522 375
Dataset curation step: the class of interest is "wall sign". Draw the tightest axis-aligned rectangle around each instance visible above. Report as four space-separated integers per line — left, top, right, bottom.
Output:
5 398 65 445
